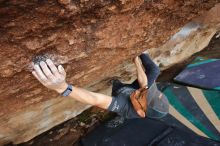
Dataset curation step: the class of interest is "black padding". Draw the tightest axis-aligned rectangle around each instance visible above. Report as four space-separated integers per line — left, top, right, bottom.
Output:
156 128 220 146
80 118 168 146
80 117 220 146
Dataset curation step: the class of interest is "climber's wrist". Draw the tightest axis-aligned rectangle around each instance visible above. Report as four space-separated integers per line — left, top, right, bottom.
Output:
55 82 69 94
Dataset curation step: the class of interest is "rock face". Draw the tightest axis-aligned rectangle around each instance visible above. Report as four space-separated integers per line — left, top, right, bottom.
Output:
0 0 220 145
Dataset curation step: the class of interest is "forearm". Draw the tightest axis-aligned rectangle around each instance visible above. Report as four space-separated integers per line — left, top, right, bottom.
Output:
67 86 112 109
135 60 148 88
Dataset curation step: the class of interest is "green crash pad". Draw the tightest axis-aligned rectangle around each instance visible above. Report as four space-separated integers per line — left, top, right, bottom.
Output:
161 83 220 141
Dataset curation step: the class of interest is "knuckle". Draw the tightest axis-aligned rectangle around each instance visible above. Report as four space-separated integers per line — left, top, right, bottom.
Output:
46 81 52 85
43 82 48 86
60 76 65 81
49 63 55 68
45 73 50 76
49 78 56 83
58 79 63 83
51 79 57 84
56 78 62 83
52 67 58 73
59 74 64 78
41 77 47 81
57 75 63 79
45 72 52 77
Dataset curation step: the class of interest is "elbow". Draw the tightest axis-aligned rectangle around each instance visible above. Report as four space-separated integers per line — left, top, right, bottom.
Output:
93 95 112 110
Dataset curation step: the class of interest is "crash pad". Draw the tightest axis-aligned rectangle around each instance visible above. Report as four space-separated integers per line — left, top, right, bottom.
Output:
161 83 220 141
174 57 220 90
80 83 220 146
80 116 220 146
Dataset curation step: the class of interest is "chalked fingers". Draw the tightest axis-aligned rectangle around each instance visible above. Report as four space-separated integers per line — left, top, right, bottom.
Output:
33 64 48 83
46 59 60 77
32 71 47 86
39 61 55 81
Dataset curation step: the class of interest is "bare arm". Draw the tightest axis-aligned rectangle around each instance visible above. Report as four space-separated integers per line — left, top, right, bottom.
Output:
32 59 112 110
134 56 148 88
66 87 112 109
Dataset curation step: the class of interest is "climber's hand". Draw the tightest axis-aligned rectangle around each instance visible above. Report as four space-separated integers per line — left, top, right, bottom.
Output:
134 56 142 66
32 59 68 94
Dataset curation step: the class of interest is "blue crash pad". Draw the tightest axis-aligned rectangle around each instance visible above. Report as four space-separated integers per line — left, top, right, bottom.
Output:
160 83 220 141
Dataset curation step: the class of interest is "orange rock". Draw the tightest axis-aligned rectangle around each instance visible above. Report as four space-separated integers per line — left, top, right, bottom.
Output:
0 0 219 145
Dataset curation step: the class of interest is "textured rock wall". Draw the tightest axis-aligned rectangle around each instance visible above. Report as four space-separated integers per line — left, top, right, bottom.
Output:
0 0 220 145
150 4 220 69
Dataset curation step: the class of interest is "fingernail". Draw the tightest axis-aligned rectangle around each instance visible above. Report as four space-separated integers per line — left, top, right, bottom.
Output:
46 59 50 62
59 65 63 70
